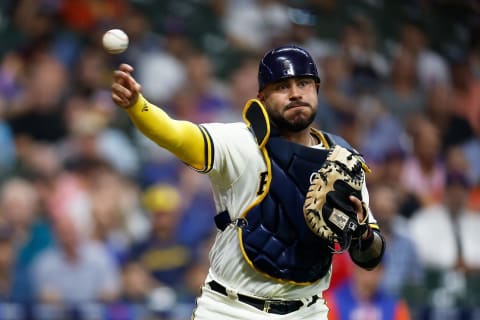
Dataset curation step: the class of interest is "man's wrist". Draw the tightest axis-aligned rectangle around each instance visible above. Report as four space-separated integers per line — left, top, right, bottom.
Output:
125 94 145 113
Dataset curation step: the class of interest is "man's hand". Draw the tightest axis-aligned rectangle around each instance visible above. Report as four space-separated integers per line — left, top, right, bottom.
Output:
349 195 370 240
111 64 142 108
303 145 368 251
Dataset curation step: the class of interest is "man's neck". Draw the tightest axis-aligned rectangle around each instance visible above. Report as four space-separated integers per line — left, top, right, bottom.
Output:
282 128 316 146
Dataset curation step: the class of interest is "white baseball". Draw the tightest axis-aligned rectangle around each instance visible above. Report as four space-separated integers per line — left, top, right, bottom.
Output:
102 29 129 54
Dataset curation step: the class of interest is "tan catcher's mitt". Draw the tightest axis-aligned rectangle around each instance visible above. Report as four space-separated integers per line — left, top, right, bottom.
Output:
303 145 368 252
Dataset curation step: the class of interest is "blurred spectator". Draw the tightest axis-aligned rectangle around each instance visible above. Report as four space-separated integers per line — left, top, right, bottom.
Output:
225 54 259 119
407 170 480 308
400 118 445 211
71 46 112 97
60 94 140 177
182 232 215 299
0 225 19 301
15 141 62 181
114 260 179 319
221 0 291 53
0 52 24 103
286 6 334 62
45 158 96 240
0 53 22 177
169 50 231 124
120 260 160 304
462 137 480 200
424 83 474 151
367 149 410 216
128 183 198 291
316 53 355 134
121 6 164 63
6 53 68 143
11 0 61 50
0 224 30 320
0 176 53 303
469 26 480 80
326 263 411 320
358 96 409 166
59 0 129 34
31 213 121 305
396 18 450 90
378 48 425 125
445 145 470 173
449 51 480 136
339 14 389 95
135 21 188 106
175 166 216 245
408 170 480 272
89 166 136 265
369 184 424 297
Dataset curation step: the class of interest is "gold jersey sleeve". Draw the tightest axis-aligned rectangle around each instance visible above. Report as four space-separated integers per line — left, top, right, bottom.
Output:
126 95 209 171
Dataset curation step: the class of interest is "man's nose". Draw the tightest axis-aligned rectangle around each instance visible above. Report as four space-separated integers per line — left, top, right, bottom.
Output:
289 84 302 99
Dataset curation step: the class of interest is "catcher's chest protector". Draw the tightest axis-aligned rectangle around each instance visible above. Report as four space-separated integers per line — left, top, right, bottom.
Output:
239 136 336 284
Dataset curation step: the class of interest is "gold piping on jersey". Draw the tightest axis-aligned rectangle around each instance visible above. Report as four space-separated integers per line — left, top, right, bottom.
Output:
370 223 380 231
197 124 214 173
310 127 330 148
242 99 270 148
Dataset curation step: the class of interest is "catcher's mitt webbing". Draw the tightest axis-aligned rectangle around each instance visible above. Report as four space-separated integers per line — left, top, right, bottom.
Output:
303 145 366 252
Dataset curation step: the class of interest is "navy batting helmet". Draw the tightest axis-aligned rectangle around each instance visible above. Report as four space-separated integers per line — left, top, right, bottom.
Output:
258 45 320 91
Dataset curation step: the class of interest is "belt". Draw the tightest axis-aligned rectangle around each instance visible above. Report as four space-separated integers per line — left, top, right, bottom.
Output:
207 280 319 315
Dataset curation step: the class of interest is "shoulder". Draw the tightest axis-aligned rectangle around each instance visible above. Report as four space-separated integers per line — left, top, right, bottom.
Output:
200 122 250 136
199 122 261 177
200 122 257 150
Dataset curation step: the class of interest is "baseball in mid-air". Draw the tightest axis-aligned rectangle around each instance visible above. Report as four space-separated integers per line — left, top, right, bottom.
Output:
102 29 129 54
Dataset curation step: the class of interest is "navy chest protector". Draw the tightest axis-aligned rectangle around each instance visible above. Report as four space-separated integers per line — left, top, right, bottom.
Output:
214 100 355 284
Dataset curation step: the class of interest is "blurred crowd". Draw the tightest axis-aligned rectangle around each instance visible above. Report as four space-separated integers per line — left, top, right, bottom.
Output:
0 0 479 319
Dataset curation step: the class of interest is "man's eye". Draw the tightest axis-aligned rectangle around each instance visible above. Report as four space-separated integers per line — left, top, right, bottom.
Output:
299 80 310 87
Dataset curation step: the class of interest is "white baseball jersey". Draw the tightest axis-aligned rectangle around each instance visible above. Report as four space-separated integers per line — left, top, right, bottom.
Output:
198 121 375 300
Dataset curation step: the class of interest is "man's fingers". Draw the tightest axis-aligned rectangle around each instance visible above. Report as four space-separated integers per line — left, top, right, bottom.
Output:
348 195 362 209
119 63 134 73
112 93 125 105
113 71 141 92
111 64 141 108
112 81 140 108
113 70 132 85
349 195 365 221
112 82 133 98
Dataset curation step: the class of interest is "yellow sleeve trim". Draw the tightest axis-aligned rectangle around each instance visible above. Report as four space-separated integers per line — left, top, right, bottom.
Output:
197 125 214 173
126 95 206 170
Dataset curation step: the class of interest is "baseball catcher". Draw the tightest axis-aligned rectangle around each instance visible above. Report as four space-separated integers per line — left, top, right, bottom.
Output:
112 44 386 320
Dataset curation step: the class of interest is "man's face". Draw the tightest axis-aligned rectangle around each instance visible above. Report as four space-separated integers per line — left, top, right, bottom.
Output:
258 77 318 132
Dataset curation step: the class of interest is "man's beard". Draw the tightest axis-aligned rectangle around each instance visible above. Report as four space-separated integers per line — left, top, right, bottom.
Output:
268 105 316 132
